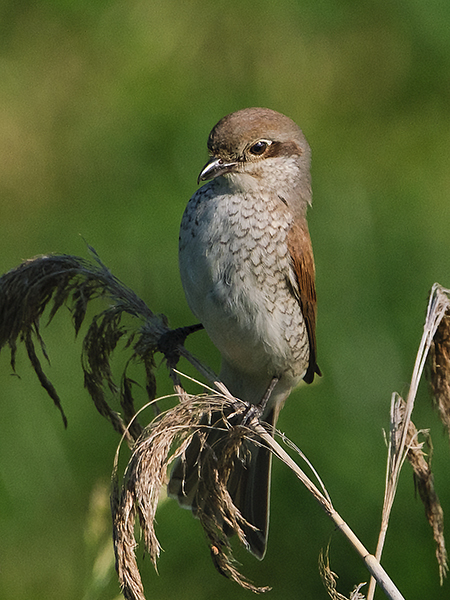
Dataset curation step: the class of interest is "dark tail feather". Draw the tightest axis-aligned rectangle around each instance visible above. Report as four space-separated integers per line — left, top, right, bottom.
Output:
225 436 272 559
168 409 275 560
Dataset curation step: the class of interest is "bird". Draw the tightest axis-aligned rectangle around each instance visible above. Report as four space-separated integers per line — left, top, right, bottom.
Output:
168 107 320 560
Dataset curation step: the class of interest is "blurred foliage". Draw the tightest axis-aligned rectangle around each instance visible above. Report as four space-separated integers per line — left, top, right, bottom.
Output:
0 0 449 598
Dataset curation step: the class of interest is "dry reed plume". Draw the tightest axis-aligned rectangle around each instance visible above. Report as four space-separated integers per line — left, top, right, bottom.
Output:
1 252 449 600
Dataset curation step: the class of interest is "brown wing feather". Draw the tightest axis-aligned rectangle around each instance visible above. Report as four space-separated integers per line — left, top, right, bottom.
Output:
287 221 321 383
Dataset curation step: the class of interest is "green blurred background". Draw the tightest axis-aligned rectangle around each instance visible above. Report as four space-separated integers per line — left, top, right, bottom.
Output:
0 1 449 598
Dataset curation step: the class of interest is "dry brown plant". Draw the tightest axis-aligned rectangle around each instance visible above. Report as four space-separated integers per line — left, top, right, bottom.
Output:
1 252 449 600
366 284 450 600
428 306 450 441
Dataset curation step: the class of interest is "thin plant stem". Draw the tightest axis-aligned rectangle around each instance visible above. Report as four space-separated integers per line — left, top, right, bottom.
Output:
253 423 406 600
172 347 407 599
367 284 450 600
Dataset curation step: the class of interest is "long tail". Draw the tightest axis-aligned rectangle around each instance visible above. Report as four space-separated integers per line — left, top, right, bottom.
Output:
168 407 276 560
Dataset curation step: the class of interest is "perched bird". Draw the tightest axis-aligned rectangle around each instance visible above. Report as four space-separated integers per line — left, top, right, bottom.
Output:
168 107 320 560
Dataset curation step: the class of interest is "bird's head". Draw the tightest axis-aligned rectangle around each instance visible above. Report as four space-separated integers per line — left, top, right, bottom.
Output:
198 107 312 209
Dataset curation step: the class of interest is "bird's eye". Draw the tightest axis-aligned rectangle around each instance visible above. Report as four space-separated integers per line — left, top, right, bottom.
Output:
249 140 270 156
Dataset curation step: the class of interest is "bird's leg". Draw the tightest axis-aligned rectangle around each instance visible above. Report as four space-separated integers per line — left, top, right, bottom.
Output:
241 376 279 426
157 323 204 366
259 376 279 414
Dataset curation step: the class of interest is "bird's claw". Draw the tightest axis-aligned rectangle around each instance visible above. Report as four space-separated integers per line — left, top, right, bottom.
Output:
241 376 279 426
157 323 204 366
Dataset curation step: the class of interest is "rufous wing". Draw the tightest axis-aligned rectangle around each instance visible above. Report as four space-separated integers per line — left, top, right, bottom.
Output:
287 221 321 383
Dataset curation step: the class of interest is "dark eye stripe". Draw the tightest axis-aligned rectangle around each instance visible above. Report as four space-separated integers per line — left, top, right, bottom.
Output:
266 140 303 158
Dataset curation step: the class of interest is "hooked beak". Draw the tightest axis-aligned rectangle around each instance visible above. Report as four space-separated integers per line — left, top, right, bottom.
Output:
197 156 237 184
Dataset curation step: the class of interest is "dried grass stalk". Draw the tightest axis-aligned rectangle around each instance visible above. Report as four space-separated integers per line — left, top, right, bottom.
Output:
111 389 405 599
0 250 168 443
319 545 366 600
382 396 448 584
405 420 448 584
428 307 450 441
367 284 450 600
2 253 449 600
253 420 404 600
112 394 271 597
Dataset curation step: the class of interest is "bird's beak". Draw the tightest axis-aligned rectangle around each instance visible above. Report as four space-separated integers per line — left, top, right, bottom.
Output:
197 156 237 184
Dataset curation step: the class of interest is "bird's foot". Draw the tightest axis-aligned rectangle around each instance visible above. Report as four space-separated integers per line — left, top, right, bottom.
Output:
157 323 204 366
241 376 279 426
